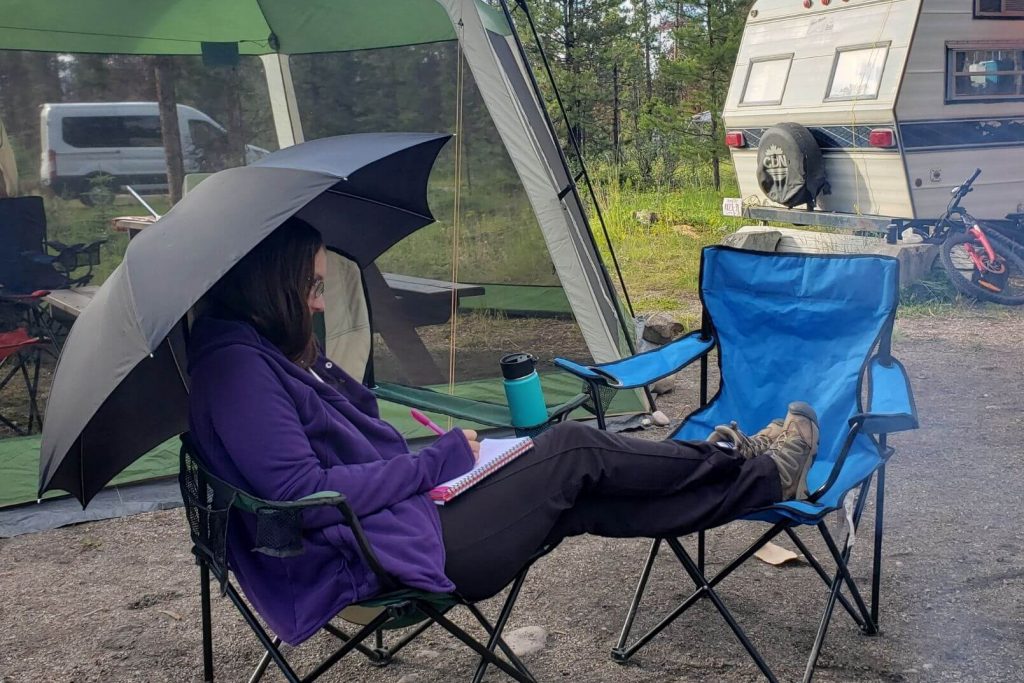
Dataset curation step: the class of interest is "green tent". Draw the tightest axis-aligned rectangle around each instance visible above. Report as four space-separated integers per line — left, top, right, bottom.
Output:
1 0 644 509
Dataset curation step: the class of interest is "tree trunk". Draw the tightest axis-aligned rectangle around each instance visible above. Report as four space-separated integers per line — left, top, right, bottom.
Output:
612 62 621 165
154 57 184 205
562 0 584 151
225 66 247 168
641 0 653 102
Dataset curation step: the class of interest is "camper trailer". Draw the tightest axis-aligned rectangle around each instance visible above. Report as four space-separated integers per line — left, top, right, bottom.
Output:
722 0 1024 225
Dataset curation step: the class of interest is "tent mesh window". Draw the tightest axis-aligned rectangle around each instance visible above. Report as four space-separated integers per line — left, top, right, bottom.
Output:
291 43 612 433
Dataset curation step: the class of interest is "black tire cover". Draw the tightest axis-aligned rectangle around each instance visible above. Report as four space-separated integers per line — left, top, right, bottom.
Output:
756 122 830 208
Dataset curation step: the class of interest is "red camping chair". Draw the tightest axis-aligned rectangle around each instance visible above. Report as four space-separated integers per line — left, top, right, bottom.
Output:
0 327 46 435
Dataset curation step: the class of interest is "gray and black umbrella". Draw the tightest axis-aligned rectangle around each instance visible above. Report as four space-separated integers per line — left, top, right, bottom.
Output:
39 132 451 506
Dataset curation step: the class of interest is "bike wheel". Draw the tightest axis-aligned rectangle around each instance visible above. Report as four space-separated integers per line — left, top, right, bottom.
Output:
940 232 1024 305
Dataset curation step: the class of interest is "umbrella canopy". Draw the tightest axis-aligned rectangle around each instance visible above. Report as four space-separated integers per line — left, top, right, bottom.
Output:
39 132 451 506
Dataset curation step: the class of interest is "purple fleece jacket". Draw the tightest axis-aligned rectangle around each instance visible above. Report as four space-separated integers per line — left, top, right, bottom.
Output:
187 316 475 645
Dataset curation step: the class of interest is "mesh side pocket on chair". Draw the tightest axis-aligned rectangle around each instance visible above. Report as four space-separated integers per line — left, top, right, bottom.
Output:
253 507 305 558
180 455 233 593
581 383 619 418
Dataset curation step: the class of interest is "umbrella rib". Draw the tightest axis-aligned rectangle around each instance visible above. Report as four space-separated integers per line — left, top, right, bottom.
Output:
323 188 433 222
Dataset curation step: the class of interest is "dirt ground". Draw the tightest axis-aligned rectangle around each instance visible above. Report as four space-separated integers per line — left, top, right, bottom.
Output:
2 306 1023 682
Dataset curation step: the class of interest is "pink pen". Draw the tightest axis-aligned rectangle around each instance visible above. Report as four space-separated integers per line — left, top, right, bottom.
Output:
410 409 446 436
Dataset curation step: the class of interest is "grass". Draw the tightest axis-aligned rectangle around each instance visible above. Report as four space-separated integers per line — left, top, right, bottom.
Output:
37 169 982 322
592 178 748 317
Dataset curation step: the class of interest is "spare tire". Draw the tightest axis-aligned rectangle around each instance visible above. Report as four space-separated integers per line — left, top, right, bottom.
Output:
756 122 830 209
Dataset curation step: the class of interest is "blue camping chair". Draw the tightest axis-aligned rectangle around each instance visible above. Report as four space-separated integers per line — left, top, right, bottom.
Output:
555 246 918 682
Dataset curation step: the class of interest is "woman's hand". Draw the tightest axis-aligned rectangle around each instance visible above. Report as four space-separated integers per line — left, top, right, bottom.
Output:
460 429 481 462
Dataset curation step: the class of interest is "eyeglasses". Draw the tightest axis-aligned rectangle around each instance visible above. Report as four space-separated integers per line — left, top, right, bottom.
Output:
310 277 325 299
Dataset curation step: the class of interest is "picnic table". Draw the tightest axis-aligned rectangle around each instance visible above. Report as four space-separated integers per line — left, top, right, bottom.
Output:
105 217 488 384
43 286 99 319
363 267 485 385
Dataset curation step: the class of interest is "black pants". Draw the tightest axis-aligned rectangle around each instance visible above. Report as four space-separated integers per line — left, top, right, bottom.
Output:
437 421 782 601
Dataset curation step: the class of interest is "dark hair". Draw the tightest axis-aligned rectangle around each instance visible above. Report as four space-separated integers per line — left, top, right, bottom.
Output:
204 217 324 367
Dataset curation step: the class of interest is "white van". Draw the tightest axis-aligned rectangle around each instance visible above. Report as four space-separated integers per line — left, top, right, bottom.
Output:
722 0 1024 227
39 102 267 201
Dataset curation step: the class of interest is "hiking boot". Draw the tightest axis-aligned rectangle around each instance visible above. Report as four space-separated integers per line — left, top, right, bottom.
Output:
767 401 819 500
707 418 785 460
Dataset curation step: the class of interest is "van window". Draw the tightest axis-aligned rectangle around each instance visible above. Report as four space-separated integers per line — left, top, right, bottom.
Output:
61 115 163 148
740 55 792 106
825 44 889 101
975 0 1024 18
946 45 1024 102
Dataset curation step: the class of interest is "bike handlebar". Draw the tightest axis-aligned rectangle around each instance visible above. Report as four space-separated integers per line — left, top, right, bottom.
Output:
945 168 983 218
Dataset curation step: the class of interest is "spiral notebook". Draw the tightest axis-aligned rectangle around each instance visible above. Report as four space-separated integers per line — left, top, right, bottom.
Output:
429 437 534 505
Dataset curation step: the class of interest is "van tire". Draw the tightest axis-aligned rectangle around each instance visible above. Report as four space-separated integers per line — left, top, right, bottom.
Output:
756 123 830 209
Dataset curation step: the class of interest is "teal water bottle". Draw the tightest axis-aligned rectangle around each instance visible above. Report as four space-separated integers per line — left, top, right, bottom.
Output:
500 353 548 428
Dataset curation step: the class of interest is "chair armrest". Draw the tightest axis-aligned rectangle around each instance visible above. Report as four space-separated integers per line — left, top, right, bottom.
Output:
181 436 399 590
553 357 602 381
547 392 590 420
556 331 716 389
854 355 918 434
235 488 397 589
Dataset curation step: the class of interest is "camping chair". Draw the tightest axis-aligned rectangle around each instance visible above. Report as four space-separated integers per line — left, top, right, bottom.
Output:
554 246 918 682
0 327 47 434
179 435 543 683
0 196 103 348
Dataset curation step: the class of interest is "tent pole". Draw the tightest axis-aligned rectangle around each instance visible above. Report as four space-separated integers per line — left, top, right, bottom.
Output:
500 0 636 332
261 54 305 148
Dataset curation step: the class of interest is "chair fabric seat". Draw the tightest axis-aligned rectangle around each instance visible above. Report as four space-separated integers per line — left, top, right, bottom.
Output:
0 328 39 358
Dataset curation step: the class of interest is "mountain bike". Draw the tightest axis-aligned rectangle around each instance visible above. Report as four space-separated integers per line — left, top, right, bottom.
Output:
929 169 1024 306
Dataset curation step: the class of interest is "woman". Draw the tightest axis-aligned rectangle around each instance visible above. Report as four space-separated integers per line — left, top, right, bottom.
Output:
188 218 818 646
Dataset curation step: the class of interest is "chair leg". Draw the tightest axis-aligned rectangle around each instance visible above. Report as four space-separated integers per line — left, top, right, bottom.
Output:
469 570 535 683
0 360 28 435
247 639 277 683
816 497 877 632
199 563 215 683
322 623 388 662
611 538 662 661
587 380 607 431
222 582 304 683
417 602 534 683
667 538 778 683
802 482 878 683
23 349 42 433
613 525 785 666
697 530 706 573
871 464 886 628
301 612 393 682
783 528 865 629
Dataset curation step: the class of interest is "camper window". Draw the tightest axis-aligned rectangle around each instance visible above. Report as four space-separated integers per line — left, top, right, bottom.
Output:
740 55 793 106
825 44 889 101
62 115 163 149
947 46 1024 102
974 0 1024 19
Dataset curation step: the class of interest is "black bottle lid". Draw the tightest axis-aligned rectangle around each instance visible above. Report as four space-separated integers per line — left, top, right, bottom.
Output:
500 352 536 380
